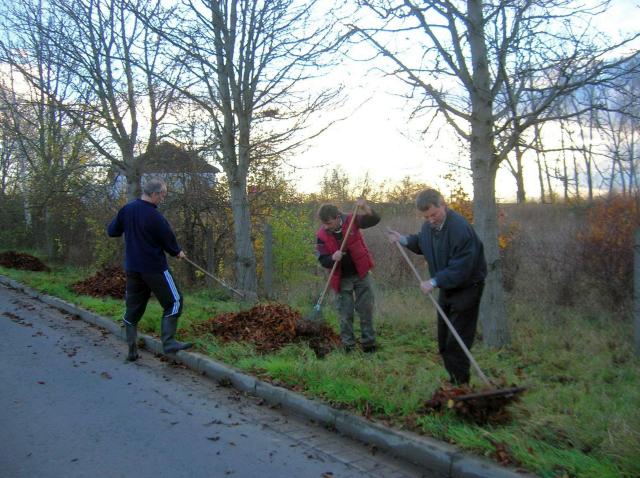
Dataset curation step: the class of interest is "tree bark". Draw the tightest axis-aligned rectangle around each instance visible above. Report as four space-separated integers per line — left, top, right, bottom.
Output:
468 0 509 347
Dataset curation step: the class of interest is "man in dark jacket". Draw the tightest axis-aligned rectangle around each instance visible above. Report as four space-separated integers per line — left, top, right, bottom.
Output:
316 198 380 353
108 177 192 361
388 189 486 384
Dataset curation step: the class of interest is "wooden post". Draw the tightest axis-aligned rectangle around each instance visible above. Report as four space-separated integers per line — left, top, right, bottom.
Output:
263 223 273 299
634 228 640 357
205 228 215 289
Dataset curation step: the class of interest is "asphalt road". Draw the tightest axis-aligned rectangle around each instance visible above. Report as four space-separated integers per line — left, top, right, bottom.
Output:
0 283 427 478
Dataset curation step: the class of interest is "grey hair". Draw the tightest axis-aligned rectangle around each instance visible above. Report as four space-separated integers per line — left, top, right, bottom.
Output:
415 188 444 211
142 177 166 196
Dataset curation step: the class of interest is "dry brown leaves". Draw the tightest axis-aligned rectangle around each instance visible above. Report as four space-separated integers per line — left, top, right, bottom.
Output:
71 265 126 299
192 303 340 357
421 384 524 425
0 251 50 272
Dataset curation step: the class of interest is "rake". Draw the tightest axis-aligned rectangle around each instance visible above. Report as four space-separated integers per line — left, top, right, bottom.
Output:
182 256 249 300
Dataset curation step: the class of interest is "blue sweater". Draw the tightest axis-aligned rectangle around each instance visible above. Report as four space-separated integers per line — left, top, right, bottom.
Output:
107 199 181 273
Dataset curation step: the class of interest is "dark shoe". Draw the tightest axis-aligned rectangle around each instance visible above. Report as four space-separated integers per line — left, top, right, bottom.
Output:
163 341 194 354
362 344 377 353
125 323 139 362
161 315 193 354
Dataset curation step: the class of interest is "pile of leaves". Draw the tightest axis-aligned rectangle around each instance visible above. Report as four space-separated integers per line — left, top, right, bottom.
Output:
421 384 525 425
0 251 50 272
192 303 340 357
71 265 126 299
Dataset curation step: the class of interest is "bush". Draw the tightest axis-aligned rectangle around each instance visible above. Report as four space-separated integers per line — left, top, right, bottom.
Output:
579 195 637 305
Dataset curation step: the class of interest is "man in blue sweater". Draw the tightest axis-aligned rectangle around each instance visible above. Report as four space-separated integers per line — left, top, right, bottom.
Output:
388 189 486 385
108 177 192 361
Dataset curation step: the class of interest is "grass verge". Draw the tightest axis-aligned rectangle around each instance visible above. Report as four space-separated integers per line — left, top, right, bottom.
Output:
1 262 638 478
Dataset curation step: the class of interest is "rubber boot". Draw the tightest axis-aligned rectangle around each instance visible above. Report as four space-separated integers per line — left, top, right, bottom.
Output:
161 315 193 354
125 323 139 362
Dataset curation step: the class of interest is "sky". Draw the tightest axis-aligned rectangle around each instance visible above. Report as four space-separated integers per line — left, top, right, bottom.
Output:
286 0 640 202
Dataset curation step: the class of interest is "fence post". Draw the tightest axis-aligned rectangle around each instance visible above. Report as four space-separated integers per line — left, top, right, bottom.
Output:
263 223 273 299
205 228 215 289
634 228 640 357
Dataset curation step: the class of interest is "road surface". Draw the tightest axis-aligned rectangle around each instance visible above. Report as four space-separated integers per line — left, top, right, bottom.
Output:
0 282 427 478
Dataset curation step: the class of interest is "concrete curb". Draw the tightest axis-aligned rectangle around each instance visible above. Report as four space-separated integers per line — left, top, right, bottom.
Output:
0 275 535 478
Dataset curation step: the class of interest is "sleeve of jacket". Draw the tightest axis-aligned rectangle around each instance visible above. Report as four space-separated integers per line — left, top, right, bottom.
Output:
315 237 335 269
356 210 381 229
433 224 476 289
405 233 423 256
153 214 182 257
107 209 124 237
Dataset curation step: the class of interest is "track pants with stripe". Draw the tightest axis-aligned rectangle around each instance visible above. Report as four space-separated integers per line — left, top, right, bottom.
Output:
122 270 183 327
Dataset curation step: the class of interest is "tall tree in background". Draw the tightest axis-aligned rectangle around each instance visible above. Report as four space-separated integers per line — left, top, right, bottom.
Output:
0 0 179 200
0 2 91 259
352 0 640 346
142 0 344 296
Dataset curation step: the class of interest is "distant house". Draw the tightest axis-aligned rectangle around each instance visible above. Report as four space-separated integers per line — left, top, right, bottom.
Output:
110 142 220 198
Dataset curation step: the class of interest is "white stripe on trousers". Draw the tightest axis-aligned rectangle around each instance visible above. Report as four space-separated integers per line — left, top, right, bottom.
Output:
163 270 181 317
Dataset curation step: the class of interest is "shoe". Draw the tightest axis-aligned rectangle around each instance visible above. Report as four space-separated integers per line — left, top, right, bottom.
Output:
125 323 139 362
161 315 193 354
342 344 355 354
362 344 377 353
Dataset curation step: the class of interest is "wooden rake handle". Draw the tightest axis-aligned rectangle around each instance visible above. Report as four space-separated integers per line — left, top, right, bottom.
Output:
182 256 246 299
315 203 360 308
391 239 493 387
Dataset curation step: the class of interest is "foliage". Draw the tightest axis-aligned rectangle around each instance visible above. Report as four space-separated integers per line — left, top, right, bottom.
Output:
579 195 636 304
0 193 29 249
385 176 431 205
269 207 317 283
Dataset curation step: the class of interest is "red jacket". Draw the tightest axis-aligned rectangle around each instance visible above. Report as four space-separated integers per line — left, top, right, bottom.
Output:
316 213 375 292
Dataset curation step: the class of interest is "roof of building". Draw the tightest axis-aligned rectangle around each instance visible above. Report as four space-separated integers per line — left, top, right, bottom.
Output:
137 142 219 174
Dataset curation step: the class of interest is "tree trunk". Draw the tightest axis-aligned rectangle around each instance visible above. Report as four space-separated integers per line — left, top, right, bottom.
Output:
515 144 526 203
468 0 509 347
472 154 510 348
122 148 141 201
229 178 257 298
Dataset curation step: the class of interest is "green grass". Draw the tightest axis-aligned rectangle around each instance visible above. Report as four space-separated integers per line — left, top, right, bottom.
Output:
1 260 638 478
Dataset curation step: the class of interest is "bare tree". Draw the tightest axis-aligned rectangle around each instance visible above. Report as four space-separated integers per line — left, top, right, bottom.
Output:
0 0 92 259
139 0 344 296
0 0 179 200
351 0 640 346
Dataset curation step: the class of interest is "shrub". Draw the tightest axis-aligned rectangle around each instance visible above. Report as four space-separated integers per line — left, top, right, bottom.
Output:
579 195 637 305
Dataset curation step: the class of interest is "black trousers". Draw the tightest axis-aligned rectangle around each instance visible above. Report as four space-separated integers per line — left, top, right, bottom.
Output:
122 270 183 327
437 282 484 385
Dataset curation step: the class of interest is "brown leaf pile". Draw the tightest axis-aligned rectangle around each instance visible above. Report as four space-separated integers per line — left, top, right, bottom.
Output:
0 251 50 272
421 384 524 425
71 265 126 299
192 303 340 357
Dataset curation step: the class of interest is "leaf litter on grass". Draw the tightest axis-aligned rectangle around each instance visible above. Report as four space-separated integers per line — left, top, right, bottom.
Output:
0 251 50 272
421 383 524 425
192 303 340 358
70 265 126 299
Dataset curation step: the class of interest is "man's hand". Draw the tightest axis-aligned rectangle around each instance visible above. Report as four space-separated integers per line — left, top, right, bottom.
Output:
331 250 343 261
387 228 402 244
356 197 372 215
420 279 434 295
177 250 186 260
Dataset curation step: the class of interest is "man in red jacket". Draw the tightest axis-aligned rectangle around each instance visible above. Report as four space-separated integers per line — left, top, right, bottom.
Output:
316 198 380 353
